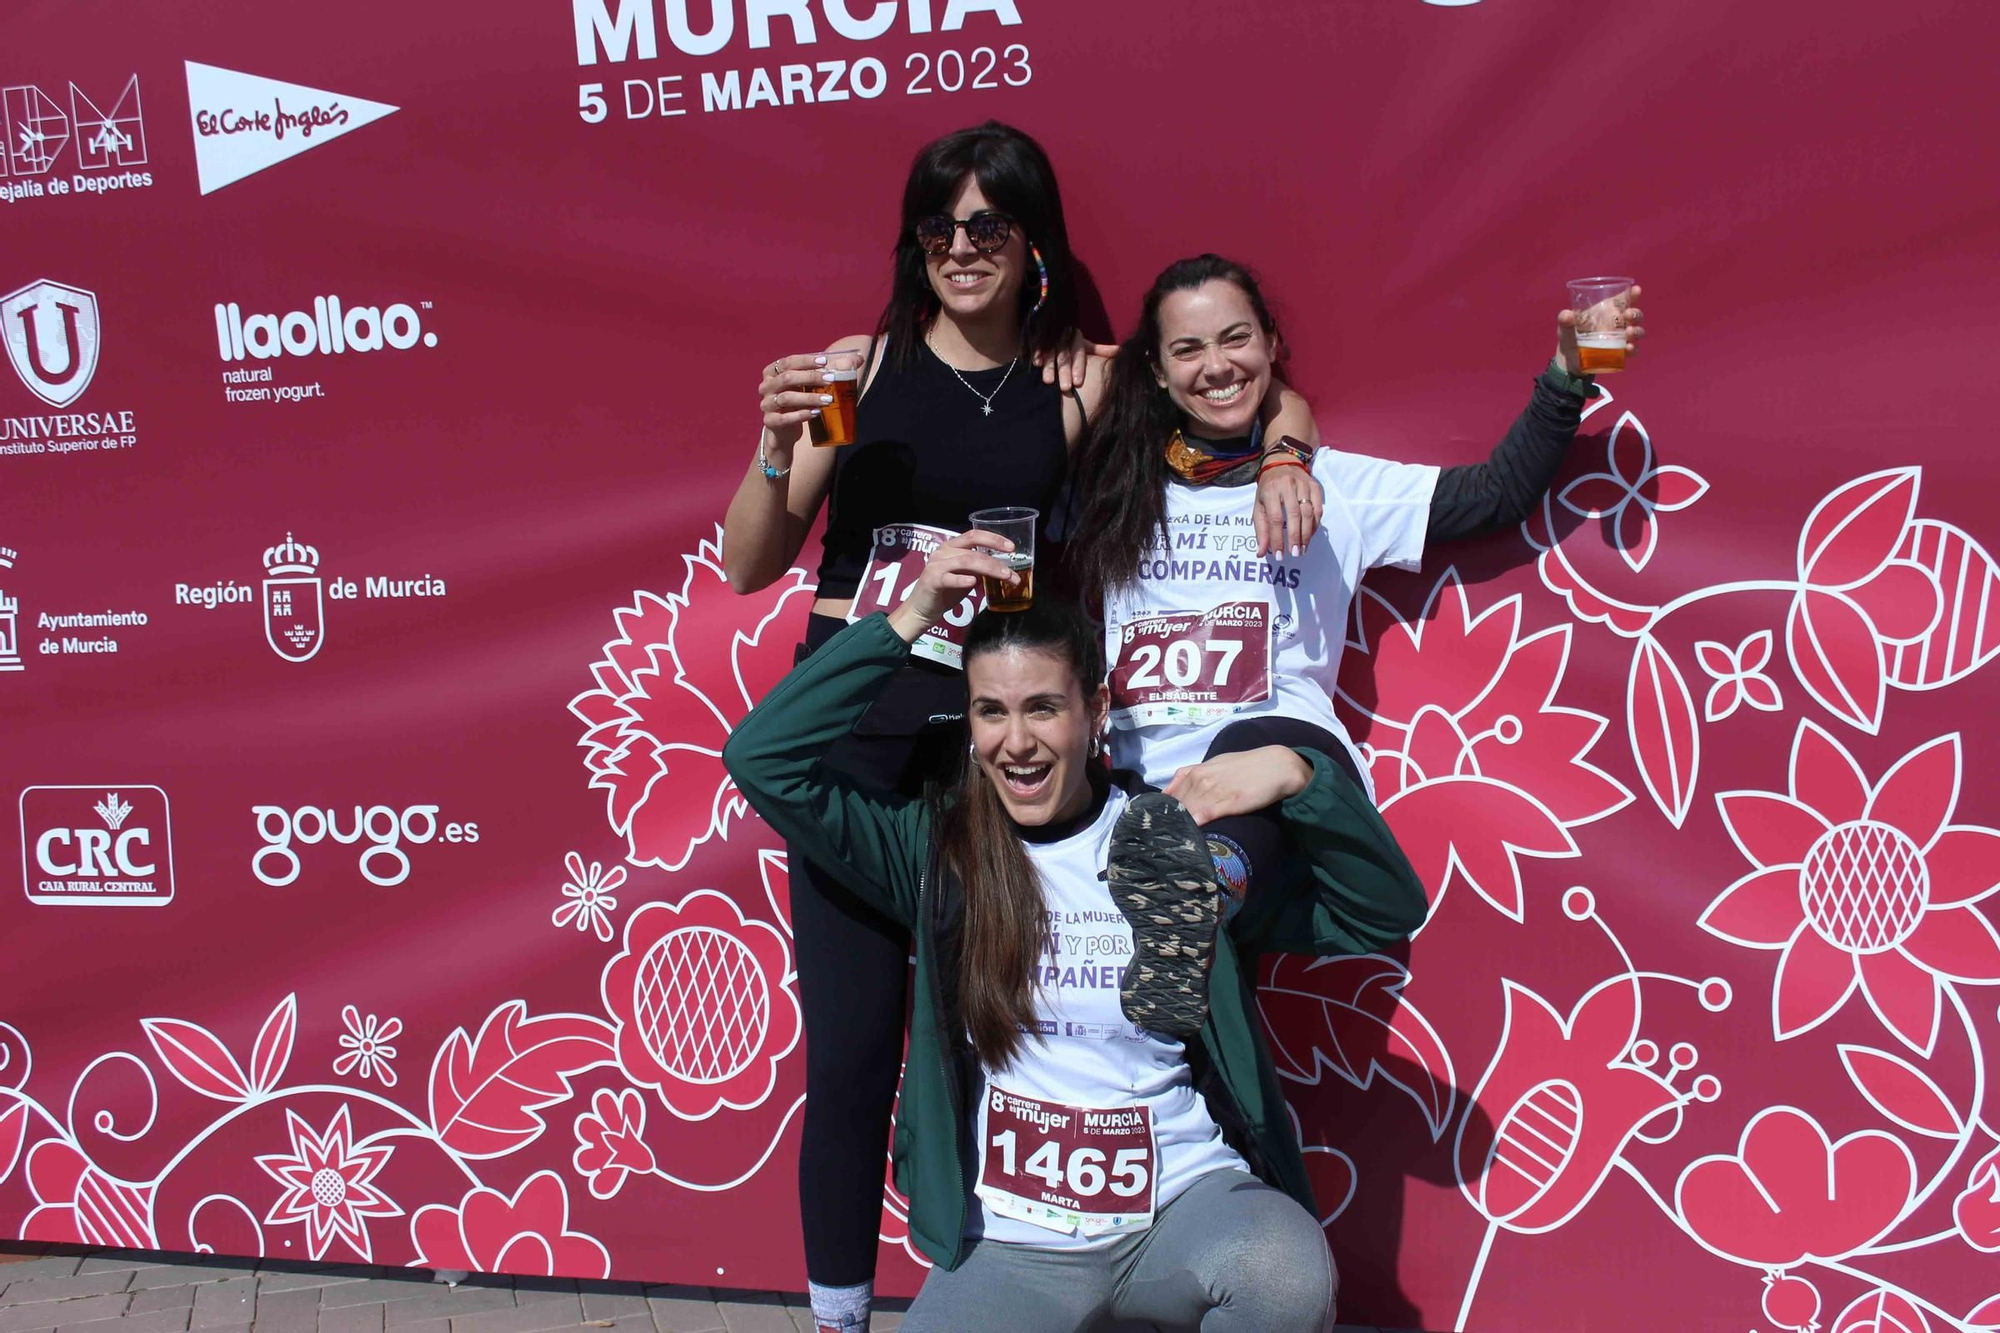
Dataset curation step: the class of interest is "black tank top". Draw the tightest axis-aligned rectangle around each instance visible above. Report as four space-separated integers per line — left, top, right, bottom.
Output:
814 339 1069 599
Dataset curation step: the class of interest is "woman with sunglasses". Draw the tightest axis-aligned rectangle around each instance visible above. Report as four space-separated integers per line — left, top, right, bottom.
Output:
1064 254 1645 1036
720 127 1322 1333
721 540 1427 1332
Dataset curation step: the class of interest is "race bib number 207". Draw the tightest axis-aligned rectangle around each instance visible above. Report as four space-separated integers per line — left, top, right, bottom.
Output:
846 523 984 669
1109 601 1272 727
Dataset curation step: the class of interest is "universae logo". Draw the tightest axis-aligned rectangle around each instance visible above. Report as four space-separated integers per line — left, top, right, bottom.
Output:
2 278 100 408
21 785 175 906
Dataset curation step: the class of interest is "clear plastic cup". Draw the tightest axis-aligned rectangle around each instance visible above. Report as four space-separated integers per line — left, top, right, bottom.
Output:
967 506 1037 612
1567 276 1636 373
805 359 861 446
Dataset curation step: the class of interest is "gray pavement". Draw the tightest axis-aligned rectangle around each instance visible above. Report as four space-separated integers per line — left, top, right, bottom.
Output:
0 1246 901 1333
1 1245 1401 1332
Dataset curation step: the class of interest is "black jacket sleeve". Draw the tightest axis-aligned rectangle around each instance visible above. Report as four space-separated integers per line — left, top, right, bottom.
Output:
1426 365 1594 543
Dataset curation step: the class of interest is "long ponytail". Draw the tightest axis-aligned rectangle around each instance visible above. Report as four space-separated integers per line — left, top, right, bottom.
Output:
936 601 1105 1069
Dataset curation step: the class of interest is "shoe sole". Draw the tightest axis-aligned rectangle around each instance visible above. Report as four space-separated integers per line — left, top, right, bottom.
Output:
1105 792 1221 1039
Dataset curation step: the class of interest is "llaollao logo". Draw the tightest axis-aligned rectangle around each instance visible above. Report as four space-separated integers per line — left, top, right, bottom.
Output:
215 296 437 362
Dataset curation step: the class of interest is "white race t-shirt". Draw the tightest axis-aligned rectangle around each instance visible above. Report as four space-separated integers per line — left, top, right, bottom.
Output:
968 786 1246 1248
1102 448 1439 793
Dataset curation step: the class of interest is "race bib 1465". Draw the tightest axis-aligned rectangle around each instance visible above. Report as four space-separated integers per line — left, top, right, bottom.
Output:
975 1085 1156 1237
846 522 983 669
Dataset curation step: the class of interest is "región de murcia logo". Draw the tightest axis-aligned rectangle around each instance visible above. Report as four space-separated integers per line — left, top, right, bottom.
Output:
263 531 323 662
20 785 175 906
171 533 449 662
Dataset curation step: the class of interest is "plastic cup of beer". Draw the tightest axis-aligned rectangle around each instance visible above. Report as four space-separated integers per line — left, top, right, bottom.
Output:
806 356 861 446
968 506 1037 612
1566 276 1635 373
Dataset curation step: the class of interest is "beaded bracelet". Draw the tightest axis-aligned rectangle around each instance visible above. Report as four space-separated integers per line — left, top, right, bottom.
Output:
758 439 791 480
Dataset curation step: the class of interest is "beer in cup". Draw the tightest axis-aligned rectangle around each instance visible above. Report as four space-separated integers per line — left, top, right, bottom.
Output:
968 507 1037 613
1567 276 1636 373
806 361 861 446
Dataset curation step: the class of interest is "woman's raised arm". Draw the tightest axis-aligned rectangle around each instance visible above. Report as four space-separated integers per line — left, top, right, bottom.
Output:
720 334 870 593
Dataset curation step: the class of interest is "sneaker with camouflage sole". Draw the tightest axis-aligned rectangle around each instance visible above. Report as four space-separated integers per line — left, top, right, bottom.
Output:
1105 791 1223 1038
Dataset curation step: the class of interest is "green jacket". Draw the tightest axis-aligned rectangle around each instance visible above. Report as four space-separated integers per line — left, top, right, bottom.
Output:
722 614 1426 1269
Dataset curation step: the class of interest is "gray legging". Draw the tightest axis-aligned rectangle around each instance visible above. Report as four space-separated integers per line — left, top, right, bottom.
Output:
900 1169 1336 1333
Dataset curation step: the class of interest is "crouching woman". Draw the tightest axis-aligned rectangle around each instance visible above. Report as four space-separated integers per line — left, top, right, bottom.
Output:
721 531 1427 1333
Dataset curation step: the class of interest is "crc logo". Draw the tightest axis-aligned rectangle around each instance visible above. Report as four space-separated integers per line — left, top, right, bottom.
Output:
252 803 480 887
2 75 147 176
2 279 100 409
263 532 323 663
21 786 174 907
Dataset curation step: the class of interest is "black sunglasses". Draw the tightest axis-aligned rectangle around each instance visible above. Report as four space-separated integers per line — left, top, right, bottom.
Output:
913 211 1016 256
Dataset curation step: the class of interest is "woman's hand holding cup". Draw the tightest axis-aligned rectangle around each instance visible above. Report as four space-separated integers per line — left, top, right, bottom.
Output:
886 530 1019 644
757 351 863 460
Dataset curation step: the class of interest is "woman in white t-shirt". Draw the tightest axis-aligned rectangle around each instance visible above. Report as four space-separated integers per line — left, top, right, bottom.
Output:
1065 254 1644 1029
722 533 1428 1331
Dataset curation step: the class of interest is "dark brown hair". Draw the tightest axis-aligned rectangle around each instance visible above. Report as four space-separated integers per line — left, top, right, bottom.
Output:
872 121 1080 374
938 600 1105 1067
1066 254 1285 610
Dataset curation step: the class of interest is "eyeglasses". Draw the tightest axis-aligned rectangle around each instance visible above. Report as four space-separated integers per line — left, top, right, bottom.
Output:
1164 326 1259 363
913 211 1016 255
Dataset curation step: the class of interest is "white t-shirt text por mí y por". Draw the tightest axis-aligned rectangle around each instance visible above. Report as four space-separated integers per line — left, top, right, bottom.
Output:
1103 448 1439 793
968 787 1246 1248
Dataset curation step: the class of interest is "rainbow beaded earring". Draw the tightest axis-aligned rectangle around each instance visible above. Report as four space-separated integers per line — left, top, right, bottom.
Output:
1029 243 1049 316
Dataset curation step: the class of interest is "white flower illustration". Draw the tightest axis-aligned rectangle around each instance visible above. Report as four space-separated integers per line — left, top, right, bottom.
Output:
333 1005 402 1087
555 851 625 943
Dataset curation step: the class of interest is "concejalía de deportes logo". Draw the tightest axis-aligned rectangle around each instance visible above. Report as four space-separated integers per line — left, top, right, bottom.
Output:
1 73 153 204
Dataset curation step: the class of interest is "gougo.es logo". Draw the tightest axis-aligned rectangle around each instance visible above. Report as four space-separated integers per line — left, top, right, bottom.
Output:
252 802 479 887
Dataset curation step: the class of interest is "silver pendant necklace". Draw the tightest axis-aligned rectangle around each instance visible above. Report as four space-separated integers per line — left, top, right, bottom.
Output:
928 329 1017 418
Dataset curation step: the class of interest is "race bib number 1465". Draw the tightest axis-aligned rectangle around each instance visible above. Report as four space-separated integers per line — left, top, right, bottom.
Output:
975 1086 1156 1237
846 522 983 669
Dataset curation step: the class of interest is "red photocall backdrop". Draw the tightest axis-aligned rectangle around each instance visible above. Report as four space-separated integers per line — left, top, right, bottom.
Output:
3 1 1997 1328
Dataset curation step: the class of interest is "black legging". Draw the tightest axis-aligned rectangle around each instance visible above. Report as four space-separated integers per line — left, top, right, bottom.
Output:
1195 715 1365 904
791 614 965 1288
